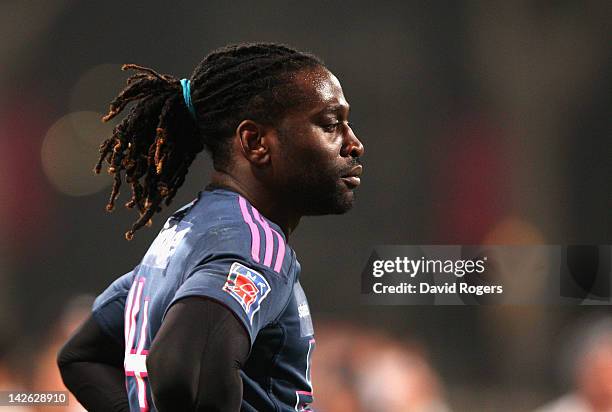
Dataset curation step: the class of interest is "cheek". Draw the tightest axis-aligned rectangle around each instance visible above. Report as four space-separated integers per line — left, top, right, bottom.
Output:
275 127 340 178
301 132 340 165
298 146 339 181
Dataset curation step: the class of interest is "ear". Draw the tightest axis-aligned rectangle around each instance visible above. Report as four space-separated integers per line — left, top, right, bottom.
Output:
236 120 271 166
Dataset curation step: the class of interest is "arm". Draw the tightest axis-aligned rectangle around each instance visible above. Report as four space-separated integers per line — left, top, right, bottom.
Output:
57 315 130 412
146 297 250 412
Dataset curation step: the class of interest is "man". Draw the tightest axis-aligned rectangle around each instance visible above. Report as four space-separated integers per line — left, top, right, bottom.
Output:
57 43 364 411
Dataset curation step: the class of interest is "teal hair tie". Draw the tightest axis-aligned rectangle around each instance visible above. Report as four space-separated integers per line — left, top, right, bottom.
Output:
180 78 197 120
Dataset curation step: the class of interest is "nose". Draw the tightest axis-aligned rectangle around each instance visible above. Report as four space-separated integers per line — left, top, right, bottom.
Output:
342 124 365 158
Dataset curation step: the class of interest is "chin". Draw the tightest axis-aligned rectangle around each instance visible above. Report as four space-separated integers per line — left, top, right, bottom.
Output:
302 189 355 216
333 191 356 214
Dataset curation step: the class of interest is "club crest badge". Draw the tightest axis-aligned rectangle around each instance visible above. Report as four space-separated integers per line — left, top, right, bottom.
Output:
223 262 271 324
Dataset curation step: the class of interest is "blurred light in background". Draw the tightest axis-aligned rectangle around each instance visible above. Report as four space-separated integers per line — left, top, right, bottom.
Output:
69 63 126 113
41 111 112 196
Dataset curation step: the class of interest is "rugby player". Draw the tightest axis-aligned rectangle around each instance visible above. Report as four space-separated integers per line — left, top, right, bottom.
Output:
56 43 364 411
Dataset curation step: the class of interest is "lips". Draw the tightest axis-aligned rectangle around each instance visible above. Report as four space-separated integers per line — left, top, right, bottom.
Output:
341 165 363 188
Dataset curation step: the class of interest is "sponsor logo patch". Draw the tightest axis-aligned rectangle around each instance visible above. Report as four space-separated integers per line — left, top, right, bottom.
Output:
294 282 314 337
223 262 271 324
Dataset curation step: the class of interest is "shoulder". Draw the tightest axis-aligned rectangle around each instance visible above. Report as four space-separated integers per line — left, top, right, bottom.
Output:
189 190 294 279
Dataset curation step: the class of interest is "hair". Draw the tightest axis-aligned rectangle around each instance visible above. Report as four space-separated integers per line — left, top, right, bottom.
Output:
95 42 324 240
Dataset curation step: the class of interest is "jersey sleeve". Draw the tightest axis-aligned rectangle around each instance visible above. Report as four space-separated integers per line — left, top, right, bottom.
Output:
168 224 292 346
91 269 136 345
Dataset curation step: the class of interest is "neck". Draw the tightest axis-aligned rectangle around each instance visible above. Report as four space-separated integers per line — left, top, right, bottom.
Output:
210 170 301 238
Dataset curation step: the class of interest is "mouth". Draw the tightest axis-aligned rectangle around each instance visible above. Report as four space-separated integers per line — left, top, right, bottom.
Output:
341 165 363 188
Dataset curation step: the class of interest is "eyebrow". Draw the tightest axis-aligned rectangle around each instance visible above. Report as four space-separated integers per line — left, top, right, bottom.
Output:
318 103 350 114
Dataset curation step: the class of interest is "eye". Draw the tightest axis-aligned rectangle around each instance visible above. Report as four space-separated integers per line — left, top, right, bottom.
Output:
322 122 340 132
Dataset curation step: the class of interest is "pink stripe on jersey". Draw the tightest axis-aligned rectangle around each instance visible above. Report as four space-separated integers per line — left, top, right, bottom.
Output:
136 374 148 412
251 207 274 267
127 279 144 350
271 228 286 273
238 196 261 262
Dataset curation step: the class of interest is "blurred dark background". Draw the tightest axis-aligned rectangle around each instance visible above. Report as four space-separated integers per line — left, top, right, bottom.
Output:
0 1 610 411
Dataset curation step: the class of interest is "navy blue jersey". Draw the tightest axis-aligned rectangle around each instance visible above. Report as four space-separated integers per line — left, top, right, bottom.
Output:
92 188 315 411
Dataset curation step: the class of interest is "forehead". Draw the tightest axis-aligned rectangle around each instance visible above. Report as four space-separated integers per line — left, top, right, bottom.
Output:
289 67 348 114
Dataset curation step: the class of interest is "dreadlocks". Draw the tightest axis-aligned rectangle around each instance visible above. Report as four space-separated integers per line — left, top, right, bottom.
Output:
95 43 323 240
